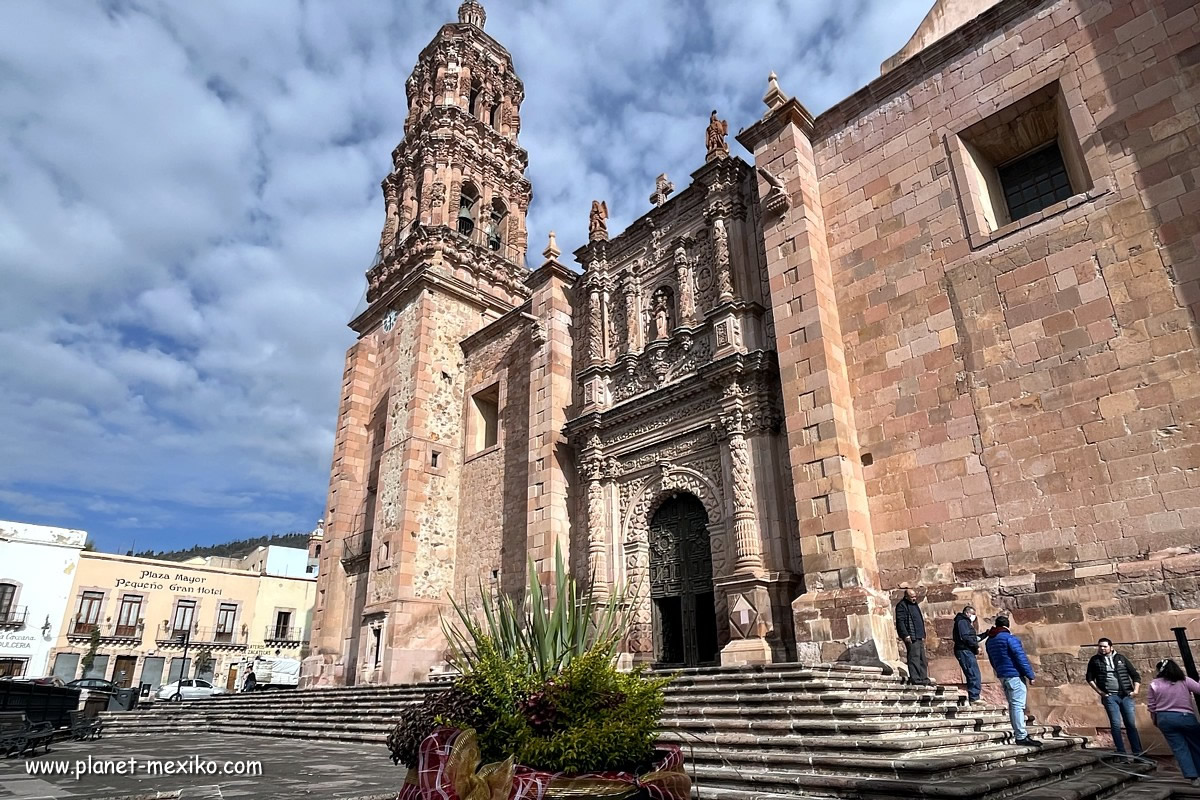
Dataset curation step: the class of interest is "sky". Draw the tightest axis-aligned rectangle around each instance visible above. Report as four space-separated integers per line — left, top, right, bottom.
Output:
0 0 933 554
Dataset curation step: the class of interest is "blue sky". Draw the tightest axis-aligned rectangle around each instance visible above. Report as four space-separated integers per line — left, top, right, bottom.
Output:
0 0 932 554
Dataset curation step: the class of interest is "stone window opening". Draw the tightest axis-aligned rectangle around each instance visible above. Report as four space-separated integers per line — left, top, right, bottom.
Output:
489 100 501 129
469 383 501 453
371 626 384 668
430 450 440 468
458 182 480 238
949 81 1092 247
468 79 482 117
486 198 508 252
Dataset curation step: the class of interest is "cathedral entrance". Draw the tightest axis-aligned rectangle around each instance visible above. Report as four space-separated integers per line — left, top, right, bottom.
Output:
648 494 719 667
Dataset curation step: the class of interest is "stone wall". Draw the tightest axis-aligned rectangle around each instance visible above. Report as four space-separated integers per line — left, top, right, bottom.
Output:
804 0 1199 737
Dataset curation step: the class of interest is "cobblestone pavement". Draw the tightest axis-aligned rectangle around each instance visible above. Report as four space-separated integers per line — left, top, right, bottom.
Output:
0 734 403 799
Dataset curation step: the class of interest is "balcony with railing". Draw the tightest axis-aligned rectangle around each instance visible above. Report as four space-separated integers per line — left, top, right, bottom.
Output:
365 222 529 305
264 626 307 644
0 606 27 628
154 626 248 649
341 531 372 567
66 619 144 643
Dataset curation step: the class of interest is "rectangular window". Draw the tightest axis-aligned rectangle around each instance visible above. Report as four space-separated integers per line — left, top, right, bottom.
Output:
172 600 196 640
52 653 80 682
0 583 15 622
470 384 500 453
949 81 1092 246
0 658 27 677
215 603 238 642
115 595 142 637
274 610 292 639
75 591 104 635
372 627 383 668
83 654 110 680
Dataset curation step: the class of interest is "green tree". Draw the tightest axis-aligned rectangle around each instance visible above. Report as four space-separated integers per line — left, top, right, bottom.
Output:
80 626 101 675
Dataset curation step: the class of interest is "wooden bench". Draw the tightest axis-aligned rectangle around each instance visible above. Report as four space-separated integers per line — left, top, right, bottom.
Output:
68 710 103 741
0 711 54 757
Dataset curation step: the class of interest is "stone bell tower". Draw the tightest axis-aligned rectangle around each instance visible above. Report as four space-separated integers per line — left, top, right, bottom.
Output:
306 0 536 687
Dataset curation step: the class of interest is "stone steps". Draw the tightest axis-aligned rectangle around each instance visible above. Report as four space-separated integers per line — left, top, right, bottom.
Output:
98 663 1157 799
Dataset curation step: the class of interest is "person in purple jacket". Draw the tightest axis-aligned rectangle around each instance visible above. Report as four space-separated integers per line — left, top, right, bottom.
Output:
984 615 1042 747
1148 659 1200 786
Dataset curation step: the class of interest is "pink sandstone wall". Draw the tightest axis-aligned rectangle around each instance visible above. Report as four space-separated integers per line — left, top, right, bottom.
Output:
809 0 1199 740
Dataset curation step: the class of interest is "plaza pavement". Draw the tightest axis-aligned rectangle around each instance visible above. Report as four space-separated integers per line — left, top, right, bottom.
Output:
0 733 403 799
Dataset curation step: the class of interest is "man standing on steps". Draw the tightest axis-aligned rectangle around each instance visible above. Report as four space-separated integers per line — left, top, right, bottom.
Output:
1086 637 1144 755
953 605 984 704
985 615 1042 747
895 587 932 686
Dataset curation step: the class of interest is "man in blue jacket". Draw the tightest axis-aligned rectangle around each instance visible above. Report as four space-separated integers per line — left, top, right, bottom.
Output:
984 615 1042 746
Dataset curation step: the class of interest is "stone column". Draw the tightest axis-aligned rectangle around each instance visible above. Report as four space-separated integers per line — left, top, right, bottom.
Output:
721 407 764 573
584 275 605 368
674 245 696 324
581 442 609 599
712 216 734 302
622 278 641 355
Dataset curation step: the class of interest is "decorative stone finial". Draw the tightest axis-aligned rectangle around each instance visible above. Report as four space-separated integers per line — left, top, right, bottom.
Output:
543 230 561 261
649 174 675 207
705 110 729 162
589 200 609 242
458 0 486 28
763 71 789 111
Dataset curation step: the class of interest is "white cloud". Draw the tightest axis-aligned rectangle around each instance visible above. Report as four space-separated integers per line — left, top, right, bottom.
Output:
0 0 932 550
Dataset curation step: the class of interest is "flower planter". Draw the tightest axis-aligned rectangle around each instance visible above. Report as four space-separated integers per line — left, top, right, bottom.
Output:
397 728 690 800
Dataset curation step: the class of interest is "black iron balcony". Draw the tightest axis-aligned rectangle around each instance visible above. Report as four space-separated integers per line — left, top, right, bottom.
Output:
341 532 372 566
66 620 143 643
0 606 27 627
155 626 248 648
264 626 307 643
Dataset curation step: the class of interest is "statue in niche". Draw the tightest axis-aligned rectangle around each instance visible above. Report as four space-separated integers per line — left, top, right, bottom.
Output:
589 200 608 242
650 287 674 341
706 110 729 161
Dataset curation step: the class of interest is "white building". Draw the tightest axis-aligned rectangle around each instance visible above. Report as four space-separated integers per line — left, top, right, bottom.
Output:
0 520 88 677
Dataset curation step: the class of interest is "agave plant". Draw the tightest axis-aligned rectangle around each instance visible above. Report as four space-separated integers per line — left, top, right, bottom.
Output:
442 542 631 680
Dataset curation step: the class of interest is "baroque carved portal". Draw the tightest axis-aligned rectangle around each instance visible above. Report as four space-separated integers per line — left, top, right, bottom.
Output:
648 494 719 667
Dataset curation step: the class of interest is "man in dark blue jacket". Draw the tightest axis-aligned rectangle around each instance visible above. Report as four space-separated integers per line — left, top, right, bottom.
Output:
952 606 984 703
984 615 1042 746
895 587 931 685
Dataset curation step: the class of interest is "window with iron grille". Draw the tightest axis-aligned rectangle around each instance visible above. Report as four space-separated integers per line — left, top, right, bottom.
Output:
0 583 15 622
116 595 142 637
75 591 104 634
999 144 1073 221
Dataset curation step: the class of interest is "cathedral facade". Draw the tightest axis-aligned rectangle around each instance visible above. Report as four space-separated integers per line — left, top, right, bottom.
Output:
306 0 1200 736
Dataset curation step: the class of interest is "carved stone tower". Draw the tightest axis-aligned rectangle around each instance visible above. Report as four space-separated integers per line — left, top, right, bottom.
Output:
307 1 538 687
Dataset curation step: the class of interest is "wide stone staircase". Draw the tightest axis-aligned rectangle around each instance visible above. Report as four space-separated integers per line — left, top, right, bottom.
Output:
99 663 1191 799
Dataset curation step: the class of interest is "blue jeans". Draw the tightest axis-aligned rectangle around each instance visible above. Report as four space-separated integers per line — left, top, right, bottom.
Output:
1101 694 1143 754
1157 711 1200 778
955 649 981 701
1002 676 1028 740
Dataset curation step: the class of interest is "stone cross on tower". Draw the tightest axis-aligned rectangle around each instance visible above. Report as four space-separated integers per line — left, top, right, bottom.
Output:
649 173 675 207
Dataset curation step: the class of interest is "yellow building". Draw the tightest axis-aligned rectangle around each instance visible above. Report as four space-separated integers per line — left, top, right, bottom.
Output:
48 549 315 694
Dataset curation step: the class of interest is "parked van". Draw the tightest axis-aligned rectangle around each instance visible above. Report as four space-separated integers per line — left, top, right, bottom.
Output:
246 656 300 690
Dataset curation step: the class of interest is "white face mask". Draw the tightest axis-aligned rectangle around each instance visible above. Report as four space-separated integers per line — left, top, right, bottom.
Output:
967 614 976 622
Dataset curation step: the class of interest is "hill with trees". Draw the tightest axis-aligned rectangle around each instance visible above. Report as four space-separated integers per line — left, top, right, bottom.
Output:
132 531 309 562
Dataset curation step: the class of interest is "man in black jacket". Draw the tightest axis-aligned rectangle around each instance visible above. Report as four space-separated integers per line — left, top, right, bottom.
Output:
1085 637 1143 754
895 587 931 685
952 605 985 703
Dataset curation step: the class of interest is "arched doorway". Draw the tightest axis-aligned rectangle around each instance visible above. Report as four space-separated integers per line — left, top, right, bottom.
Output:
648 494 719 667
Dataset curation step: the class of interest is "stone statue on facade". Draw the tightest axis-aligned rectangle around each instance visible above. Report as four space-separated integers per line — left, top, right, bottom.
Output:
589 200 609 242
650 287 673 340
706 110 729 161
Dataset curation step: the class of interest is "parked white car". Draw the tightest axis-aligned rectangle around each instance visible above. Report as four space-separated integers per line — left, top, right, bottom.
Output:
155 679 227 702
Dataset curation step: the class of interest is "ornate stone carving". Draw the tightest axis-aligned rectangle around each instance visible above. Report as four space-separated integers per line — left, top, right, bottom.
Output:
622 279 641 355
706 110 729 161
616 429 718 475
757 166 790 216
380 179 400 249
649 173 675 207
650 287 674 341
586 283 604 364
610 329 713 403
712 217 733 300
431 180 447 207
589 200 609 242
674 246 696 324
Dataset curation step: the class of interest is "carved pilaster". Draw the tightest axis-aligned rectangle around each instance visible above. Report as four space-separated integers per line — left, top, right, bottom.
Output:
622 278 641 355
674 245 696 325
380 178 400 249
585 275 604 366
715 384 763 573
712 216 734 301
581 438 610 599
